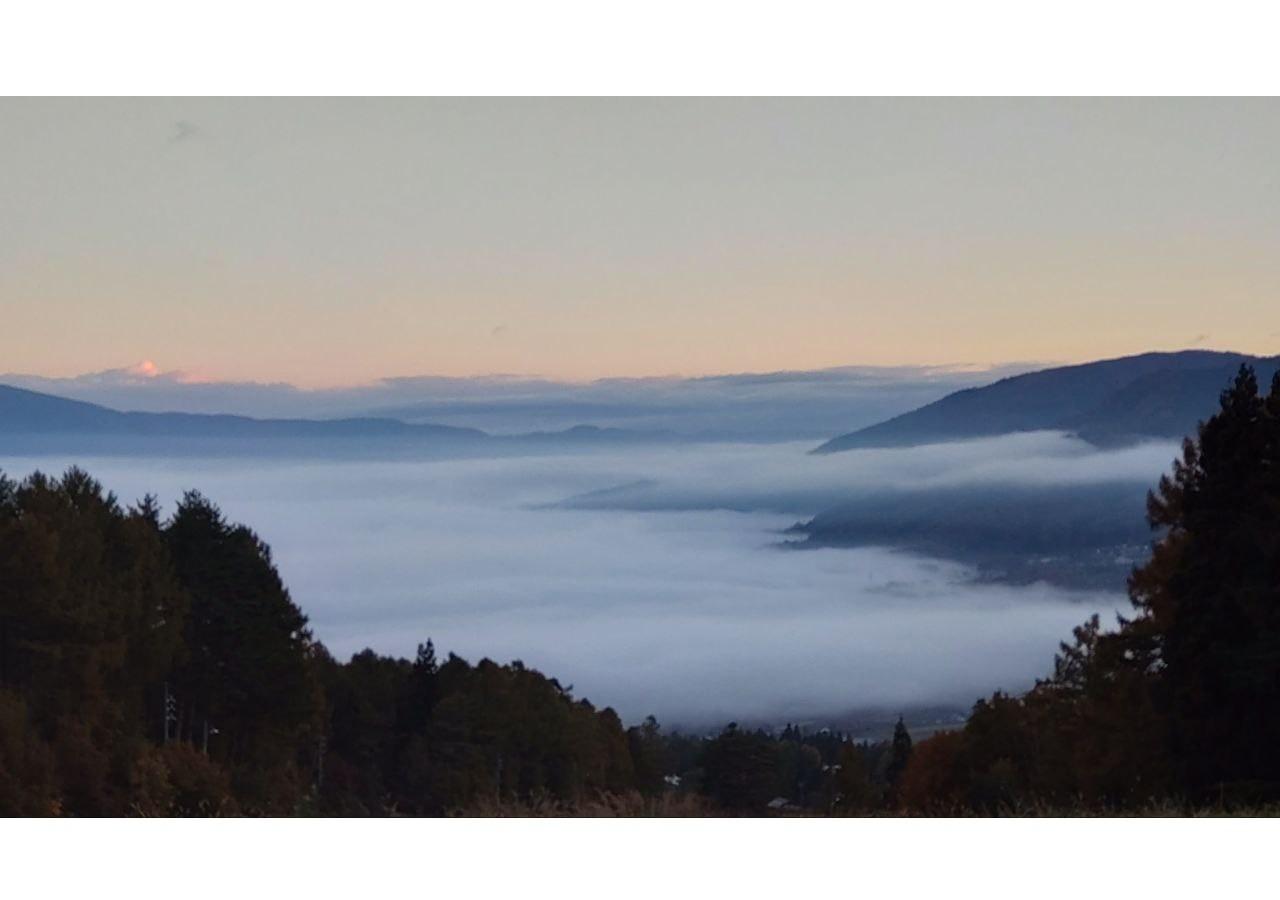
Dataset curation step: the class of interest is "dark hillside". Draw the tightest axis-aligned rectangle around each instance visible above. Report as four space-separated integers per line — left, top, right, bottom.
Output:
815 351 1272 452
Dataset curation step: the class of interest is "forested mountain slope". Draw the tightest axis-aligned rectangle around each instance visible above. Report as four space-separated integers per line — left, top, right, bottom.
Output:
815 351 1279 452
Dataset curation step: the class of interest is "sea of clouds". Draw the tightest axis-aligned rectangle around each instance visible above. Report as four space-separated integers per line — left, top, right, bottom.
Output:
0 433 1176 728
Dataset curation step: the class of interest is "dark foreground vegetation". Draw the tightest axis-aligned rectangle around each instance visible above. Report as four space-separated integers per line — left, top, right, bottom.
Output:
1 365 1279 816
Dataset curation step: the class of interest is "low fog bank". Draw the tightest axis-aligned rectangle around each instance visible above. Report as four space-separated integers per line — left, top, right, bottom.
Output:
560 431 1177 514
559 432 1177 591
0 437 1148 727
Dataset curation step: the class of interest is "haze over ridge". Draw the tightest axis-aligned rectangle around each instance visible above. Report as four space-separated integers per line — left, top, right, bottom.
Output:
1 359 1039 440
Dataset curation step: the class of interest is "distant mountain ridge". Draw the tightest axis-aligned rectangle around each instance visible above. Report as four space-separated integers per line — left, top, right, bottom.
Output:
0 382 484 439
0 383 677 457
814 351 1280 453
1 362 1024 441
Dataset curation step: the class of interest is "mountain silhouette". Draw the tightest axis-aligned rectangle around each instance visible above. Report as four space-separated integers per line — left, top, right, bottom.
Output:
814 351 1280 452
0 383 675 456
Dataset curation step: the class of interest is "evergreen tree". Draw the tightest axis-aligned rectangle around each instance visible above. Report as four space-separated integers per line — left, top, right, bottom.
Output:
885 716 913 788
165 491 321 810
1128 364 1280 799
0 468 187 814
700 723 780 811
627 715 667 797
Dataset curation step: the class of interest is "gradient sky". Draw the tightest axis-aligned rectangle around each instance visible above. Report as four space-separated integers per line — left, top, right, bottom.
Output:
2 98 1278 387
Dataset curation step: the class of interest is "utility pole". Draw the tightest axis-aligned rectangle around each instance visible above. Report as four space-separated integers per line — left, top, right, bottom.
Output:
163 682 177 744
316 734 326 790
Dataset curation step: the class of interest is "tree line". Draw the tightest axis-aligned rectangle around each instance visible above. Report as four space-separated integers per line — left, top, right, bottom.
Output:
0 471 642 814
1 364 1278 815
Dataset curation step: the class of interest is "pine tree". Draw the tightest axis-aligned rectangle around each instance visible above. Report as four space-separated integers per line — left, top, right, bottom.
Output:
1128 364 1280 799
886 716 913 788
165 491 320 810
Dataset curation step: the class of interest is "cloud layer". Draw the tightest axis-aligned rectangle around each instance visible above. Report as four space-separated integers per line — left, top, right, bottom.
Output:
0 435 1156 728
561 431 1178 514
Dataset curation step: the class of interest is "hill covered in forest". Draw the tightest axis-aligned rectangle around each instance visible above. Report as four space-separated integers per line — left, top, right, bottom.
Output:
788 480 1153 588
815 351 1280 452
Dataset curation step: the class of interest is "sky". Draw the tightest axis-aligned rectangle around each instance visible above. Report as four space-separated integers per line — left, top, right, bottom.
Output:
2 98 1278 386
